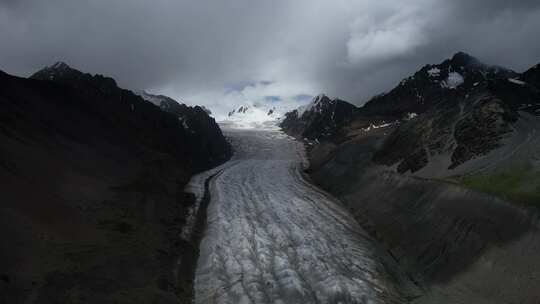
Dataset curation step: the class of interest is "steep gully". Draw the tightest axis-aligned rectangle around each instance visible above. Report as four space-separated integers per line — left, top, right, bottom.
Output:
186 127 410 304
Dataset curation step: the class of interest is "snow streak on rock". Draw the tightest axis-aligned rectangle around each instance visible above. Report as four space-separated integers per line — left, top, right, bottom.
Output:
192 127 400 303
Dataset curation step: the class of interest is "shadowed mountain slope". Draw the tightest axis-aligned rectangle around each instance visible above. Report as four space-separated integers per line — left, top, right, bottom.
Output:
0 63 231 303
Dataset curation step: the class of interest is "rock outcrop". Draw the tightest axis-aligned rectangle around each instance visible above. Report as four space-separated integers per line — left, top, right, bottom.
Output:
280 94 356 141
361 52 518 118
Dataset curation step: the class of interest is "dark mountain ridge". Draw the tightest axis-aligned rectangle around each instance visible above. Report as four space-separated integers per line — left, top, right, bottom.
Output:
0 63 230 303
361 52 519 118
369 54 540 173
282 53 540 172
280 53 540 303
522 63 540 87
28 62 230 171
280 94 356 140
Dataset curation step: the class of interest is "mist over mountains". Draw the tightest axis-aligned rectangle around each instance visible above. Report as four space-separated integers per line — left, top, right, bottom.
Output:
2 1 540 117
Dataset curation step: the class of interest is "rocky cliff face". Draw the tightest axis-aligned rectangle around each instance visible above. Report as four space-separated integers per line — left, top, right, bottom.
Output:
283 53 540 175
522 63 540 88
361 52 518 117
281 53 540 303
370 55 540 174
0 63 231 303
280 94 357 141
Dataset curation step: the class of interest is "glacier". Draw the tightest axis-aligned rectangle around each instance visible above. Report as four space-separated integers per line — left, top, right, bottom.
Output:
188 124 403 304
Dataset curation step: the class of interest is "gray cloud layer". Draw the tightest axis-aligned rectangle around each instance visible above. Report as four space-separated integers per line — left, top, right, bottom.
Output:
2 0 540 116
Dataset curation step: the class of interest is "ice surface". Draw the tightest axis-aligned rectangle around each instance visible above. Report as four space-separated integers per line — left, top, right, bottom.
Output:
190 127 401 303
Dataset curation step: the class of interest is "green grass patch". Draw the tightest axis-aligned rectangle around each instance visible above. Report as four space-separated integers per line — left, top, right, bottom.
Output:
459 166 540 206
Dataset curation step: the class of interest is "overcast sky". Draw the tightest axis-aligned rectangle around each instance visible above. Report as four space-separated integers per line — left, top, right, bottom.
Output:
2 0 540 118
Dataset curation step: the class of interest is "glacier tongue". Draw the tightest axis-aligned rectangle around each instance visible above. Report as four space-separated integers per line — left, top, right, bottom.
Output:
191 127 402 303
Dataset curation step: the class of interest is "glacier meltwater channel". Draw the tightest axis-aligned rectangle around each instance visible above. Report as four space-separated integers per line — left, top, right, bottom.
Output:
187 126 402 304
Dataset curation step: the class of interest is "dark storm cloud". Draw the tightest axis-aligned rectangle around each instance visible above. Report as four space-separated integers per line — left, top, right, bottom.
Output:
318 0 540 103
0 0 289 91
1 0 540 115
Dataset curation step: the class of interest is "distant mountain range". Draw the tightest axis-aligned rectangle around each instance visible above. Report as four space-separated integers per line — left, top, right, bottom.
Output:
282 52 540 174
222 103 283 128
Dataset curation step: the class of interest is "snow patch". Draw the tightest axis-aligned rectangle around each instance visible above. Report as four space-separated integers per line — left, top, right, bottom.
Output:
427 67 441 77
406 112 418 120
295 105 310 118
135 90 184 108
441 72 464 89
363 122 396 132
136 90 163 106
508 78 526 86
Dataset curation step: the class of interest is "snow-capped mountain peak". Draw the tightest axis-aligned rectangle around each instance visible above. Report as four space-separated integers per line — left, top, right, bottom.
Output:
281 94 357 139
295 94 335 118
419 52 517 87
361 52 520 117
228 105 251 116
223 103 283 129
